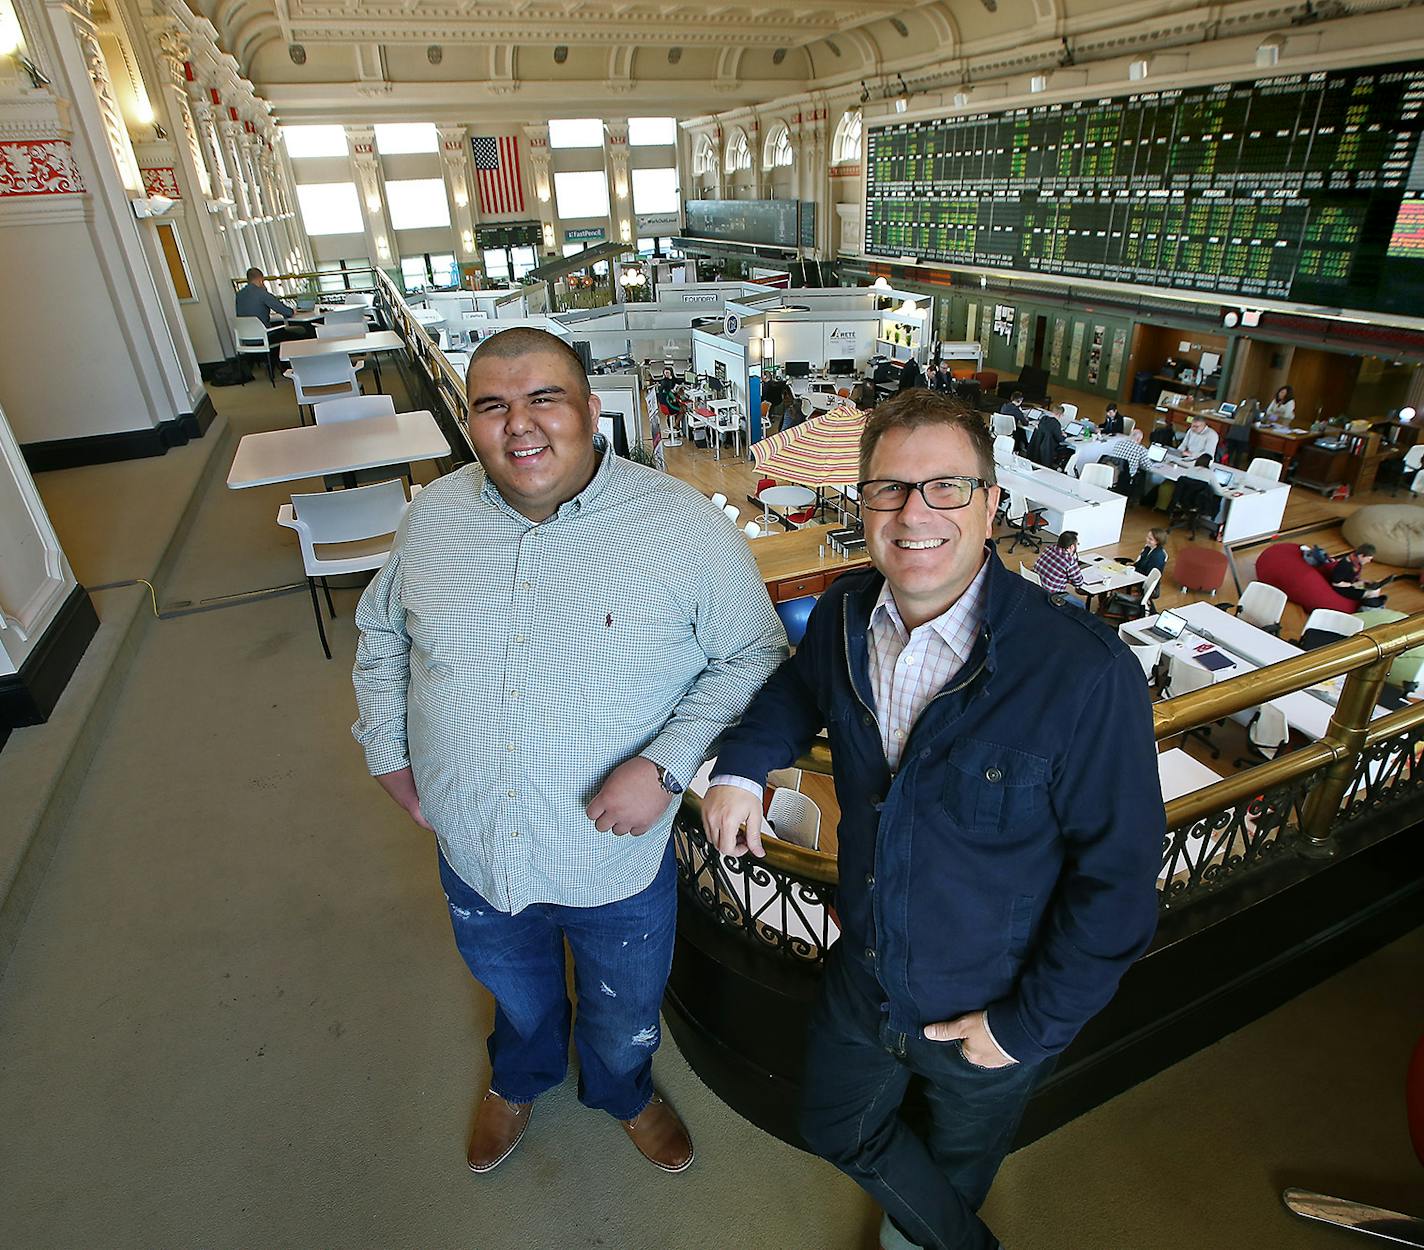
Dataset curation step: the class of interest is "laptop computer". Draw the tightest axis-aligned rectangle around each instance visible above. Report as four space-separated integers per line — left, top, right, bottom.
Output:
1147 443 1168 463
1218 401 1238 418
1215 468 1235 489
1145 609 1188 642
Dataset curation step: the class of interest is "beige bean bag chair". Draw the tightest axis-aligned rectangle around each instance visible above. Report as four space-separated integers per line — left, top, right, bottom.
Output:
1341 505 1424 568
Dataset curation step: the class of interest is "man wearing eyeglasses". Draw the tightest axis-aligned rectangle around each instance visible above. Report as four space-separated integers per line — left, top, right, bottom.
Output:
703 390 1162 1250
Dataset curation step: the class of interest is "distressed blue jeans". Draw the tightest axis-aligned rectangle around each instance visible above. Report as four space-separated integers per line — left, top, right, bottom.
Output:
437 839 676 1121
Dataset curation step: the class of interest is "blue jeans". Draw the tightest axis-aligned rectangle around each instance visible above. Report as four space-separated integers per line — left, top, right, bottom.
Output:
437 838 676 1121
799 948 1051 1250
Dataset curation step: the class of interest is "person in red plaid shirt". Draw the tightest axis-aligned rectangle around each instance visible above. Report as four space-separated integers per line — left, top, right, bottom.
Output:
1033 532 1087 608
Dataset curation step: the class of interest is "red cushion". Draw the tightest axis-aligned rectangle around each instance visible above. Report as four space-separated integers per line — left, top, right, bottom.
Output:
975 371 999 391
1253 543 1360 614
1174 546 1228 593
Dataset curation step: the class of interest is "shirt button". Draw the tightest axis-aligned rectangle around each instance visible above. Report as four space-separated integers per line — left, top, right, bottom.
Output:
510 831 521 839
895 729 905 740
520 580 532 589
509 690 519 698
506 743 516 752
514 634 526 644
507 789 517 798
903 654 916 665
985 767 1003 783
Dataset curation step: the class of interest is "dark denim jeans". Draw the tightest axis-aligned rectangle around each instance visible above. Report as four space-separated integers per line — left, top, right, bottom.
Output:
799 947 1052 1250
437 839 676 1121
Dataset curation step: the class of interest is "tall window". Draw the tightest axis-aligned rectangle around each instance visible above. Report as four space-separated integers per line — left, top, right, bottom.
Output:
295 182 364 235
764 124 794 169
317 258 374 292
548 118 605 148
628 117 676 146
283 125 347 159
692 135 717 177
385 178 451 230
554 169 609 218
724 129 751 173
832 110 863 164
483 248 511 282
374 123 438 154
631 167 678 215
400 252 458 291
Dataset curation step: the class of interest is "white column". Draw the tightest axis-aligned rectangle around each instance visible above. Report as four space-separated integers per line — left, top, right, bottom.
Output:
605 121 631 250
523 123 557 261
438 125 478 283
346 125 394 277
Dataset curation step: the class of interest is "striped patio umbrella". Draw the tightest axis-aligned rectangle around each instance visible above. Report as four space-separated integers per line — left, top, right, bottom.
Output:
750 403 867 486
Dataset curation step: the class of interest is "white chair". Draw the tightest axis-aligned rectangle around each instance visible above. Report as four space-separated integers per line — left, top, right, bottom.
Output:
1120 416 1136 436
1302 608 1365 642
1063 451 1081 477
276 480 419 659
1018 564 1043 586
234 316 276 385
742 520 766 539
767 787 821 850
1164 652 1217 699
1124 638 1162 682
1394 443 1424 495
706 403 742 460
991 414 1017 439
709 492 727 511
1241 702 1290 761
311 394 396 423
289 354 363 422
1059 402 1078 422
993 434 1016 466
1411 468 1424 497
1245 456 1283 482
723 503 741 525
1081 462 1116 489
1235 582 1288 633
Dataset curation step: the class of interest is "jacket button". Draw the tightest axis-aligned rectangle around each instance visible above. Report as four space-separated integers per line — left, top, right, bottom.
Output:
865 947 876 960
985 767 1003 783
865 873 875 888
862 713 873 726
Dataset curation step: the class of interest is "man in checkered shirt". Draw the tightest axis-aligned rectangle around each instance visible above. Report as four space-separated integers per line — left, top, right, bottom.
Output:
352 328 785 1179
1033 531 1088 608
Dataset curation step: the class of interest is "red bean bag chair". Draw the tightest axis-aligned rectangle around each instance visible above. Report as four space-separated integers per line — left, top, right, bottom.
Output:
1253 543 1360 614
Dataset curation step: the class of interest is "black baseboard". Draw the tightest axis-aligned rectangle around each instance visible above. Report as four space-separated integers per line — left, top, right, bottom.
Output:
664 822 1424 1155
0 585 99 729
22 391 213 472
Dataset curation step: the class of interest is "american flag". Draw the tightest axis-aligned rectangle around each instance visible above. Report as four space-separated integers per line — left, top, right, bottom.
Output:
471 135 525 215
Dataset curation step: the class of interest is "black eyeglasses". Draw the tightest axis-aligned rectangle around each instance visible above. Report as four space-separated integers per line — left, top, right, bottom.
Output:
856 477 990 512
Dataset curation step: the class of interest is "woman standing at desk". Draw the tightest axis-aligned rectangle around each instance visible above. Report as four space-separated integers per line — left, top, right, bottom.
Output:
1265 386 1296 425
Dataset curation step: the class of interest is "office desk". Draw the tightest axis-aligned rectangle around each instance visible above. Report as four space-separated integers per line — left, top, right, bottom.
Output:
1124 602 1390 740
1144 454 1291 543
752 524 871 602
996 461 1126 550
227 411 449 489
278 330 405 362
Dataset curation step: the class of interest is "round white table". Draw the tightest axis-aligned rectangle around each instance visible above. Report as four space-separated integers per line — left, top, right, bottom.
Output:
758 484 817 532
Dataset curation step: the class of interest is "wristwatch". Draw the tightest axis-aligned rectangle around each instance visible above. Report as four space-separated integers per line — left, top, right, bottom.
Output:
653 764 684 795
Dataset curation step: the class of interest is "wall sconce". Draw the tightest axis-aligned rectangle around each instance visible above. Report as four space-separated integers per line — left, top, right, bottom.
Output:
376 236 389 259
1256 37 1283 68
453 189 468 209
461 229 474 253
366 195 381 213
542 222 555 245
616 180 628 199
0 17 49 88
1029 74 1047 93
1128 59 1149 82
537 184 550 203
953 90 970 109
620 220 631 241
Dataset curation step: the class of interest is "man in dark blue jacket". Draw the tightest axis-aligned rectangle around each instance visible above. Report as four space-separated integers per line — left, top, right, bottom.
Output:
704 391 1162 1250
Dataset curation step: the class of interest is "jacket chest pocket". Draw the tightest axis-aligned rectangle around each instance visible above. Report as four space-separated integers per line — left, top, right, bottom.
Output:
942 738 1050 842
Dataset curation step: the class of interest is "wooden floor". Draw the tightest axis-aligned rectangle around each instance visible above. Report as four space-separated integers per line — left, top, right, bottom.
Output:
663 389 1422 856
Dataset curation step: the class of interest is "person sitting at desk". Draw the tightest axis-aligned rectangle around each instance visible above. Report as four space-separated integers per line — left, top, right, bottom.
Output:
1178 415 1220 461
1325 544 1388 609
932 361 954 394
1027 403 1069 469
656 367 686 423
760 376 792 427
1034 531 1088 609
1265 385 1296 425
1132 527 1170 578
1101 429 1151 475
999 391 1027 425
235 267 315 358
1100 403 1124 436
897 358 926 392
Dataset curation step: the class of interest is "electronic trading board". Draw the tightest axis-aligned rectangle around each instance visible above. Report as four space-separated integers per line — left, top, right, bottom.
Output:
864 61 1424 318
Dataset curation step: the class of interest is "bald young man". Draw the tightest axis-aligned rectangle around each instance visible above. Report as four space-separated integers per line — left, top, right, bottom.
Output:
352 329 785 1178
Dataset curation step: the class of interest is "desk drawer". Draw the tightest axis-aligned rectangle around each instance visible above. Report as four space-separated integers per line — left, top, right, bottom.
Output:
769 573 827 602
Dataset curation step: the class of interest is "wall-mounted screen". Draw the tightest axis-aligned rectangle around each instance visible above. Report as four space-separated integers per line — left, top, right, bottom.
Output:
864 60 1424 317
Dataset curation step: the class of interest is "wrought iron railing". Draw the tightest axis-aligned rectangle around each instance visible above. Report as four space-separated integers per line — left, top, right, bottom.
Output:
676 613 1424 955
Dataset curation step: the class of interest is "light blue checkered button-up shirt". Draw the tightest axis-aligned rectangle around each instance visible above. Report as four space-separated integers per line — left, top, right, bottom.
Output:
352 439 787 913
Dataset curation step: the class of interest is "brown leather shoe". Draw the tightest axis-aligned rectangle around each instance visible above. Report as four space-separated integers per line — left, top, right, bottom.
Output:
620 1094 693 1173
466 1090 532 1173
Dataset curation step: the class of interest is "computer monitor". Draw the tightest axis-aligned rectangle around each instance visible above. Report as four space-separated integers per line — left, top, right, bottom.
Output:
827 358 855 375
1215 468 1235 489
784 361 811 378
1218 401 1238 418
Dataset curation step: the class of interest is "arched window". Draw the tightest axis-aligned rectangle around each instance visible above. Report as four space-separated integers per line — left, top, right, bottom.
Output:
832 109 863 164
692 134 717 177
724 128 751 173
763 123 794 169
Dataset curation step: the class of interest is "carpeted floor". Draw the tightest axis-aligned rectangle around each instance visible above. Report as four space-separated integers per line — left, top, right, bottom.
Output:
1 373 1420 1249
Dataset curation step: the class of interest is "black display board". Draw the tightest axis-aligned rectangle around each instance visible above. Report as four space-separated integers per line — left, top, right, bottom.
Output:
686 199 802 248
865 61 1424 317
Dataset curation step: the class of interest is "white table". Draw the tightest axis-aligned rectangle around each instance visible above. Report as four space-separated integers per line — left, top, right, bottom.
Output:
1078 553 1146 610
1157 747 1222 802
758 484 817 533
1124 601 1390 740
227 411 449 489
278 330 405 363
996 460 1126 550
1142 453 1290 543
691 400 743 461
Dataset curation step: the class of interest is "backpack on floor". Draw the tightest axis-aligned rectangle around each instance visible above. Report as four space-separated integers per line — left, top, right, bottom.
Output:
208 357 254 386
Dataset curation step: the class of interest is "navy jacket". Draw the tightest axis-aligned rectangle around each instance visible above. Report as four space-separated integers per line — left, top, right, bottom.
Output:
713 549 1163 1064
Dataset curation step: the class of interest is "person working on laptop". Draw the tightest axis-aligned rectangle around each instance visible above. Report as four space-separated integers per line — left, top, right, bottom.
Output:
1034 531 1089 609
1178 416 1219 461
1100 402 1124 436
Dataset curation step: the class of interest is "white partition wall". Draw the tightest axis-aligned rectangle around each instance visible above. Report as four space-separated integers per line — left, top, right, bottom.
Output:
0 402 95 726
